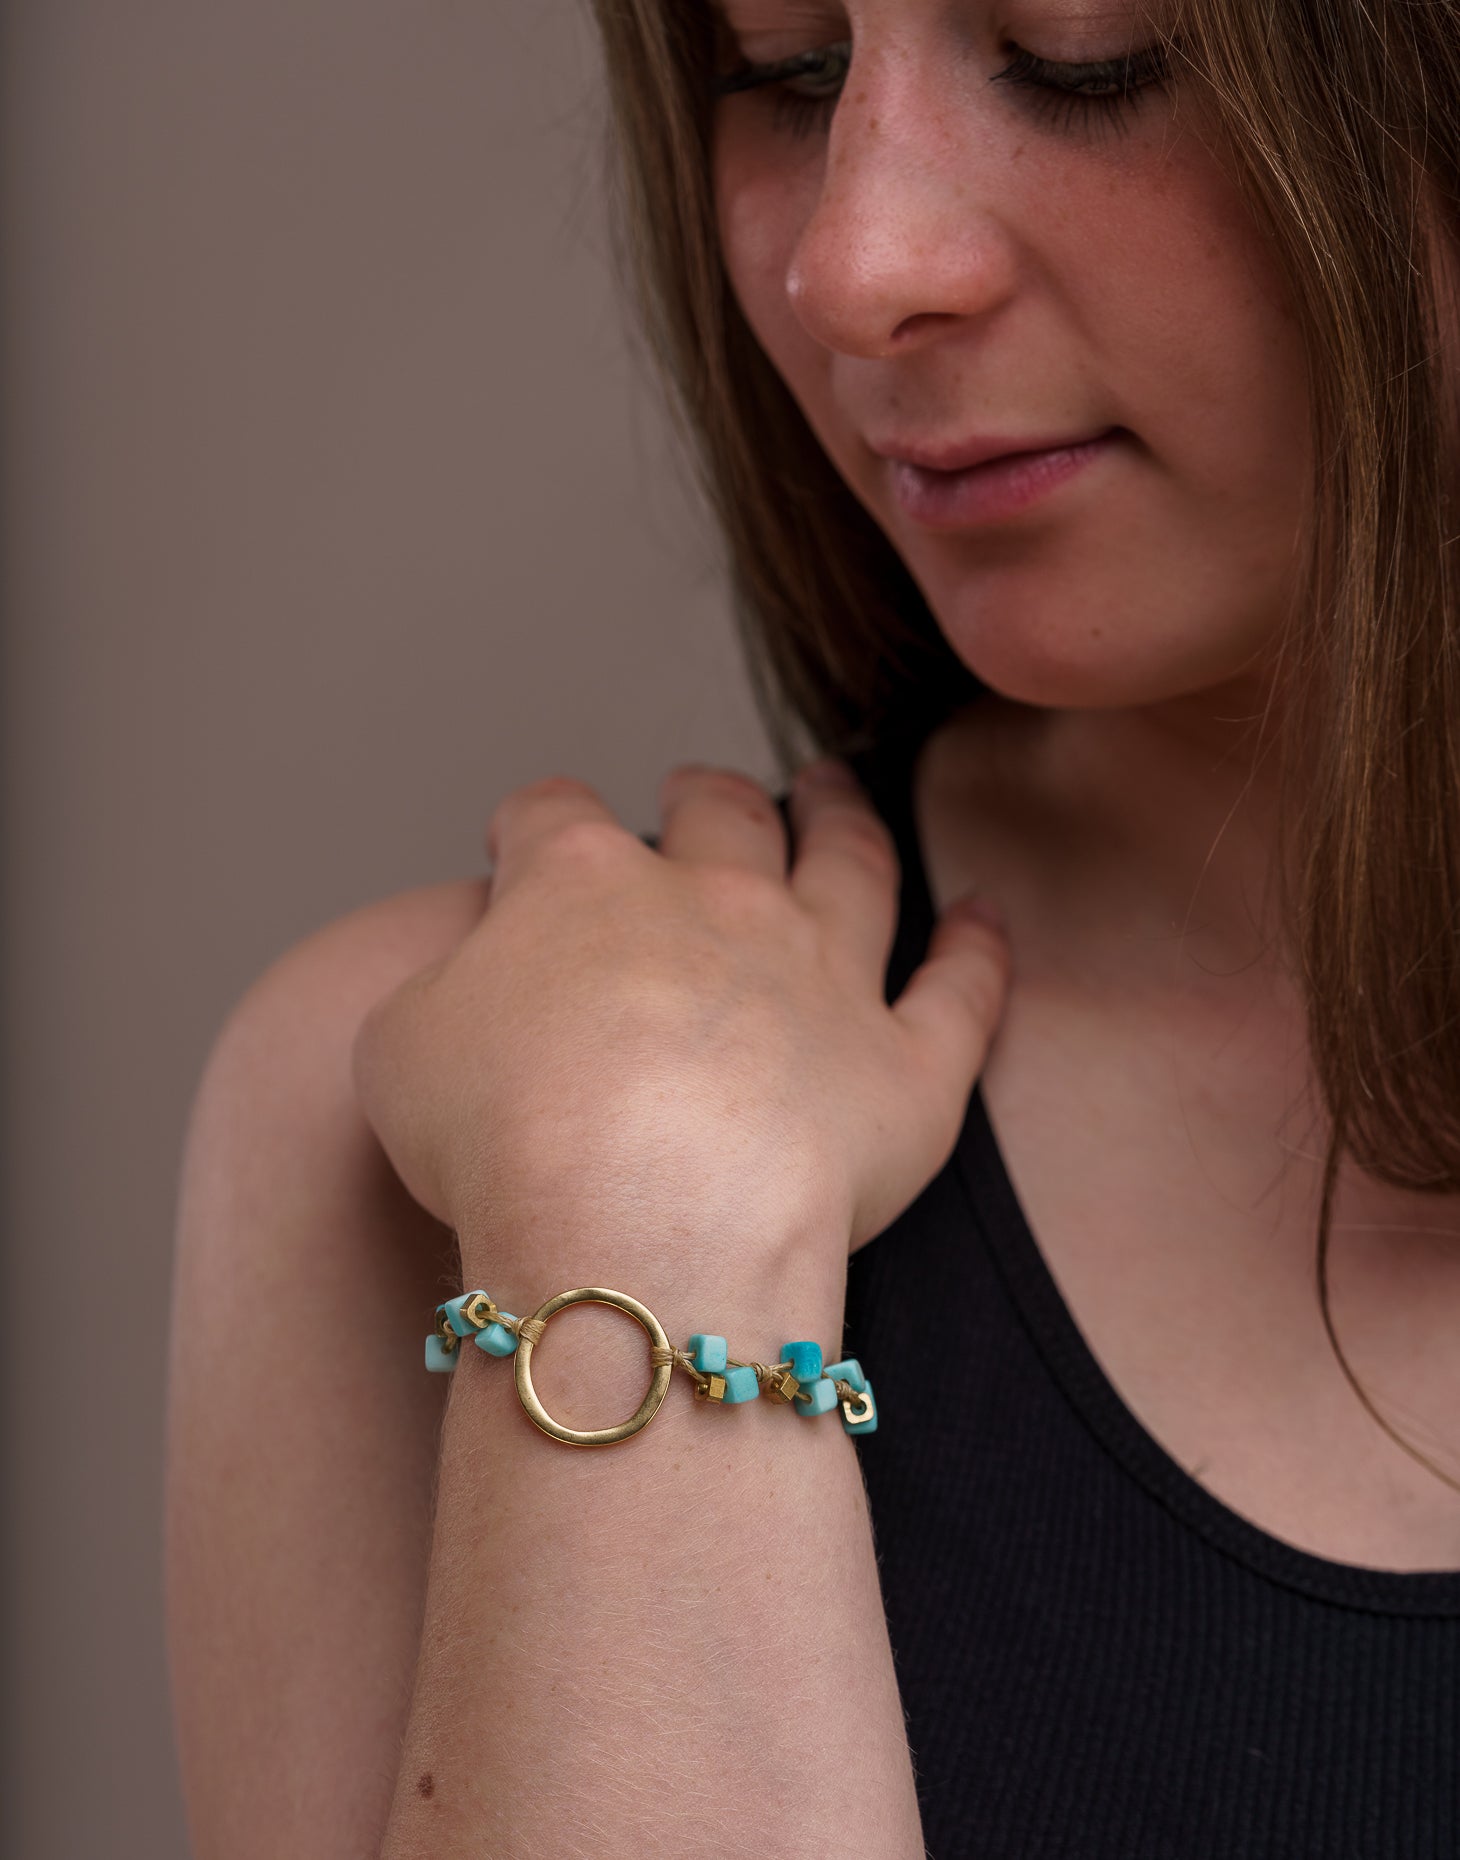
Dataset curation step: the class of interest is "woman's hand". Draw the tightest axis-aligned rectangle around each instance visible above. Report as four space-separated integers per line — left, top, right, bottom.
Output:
351 759 1010 1283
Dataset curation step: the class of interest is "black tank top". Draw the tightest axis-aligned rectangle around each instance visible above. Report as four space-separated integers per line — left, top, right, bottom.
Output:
826 731 1460 1857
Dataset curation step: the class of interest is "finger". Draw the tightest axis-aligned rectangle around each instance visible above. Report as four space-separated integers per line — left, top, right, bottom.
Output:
786 759 901 984
654 763 788 881
891 892 1012 1118
485 774 626 890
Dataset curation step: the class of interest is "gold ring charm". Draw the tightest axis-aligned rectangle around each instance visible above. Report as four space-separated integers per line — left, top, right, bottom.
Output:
513 1286 673 1447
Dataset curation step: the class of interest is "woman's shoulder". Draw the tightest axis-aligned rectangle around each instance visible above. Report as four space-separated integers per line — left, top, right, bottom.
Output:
234 876 488 1037
189 876 490 1147
174 877 490 1265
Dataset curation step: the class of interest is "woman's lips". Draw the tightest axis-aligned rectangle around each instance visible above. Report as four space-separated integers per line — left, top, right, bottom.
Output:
887 429 1122 530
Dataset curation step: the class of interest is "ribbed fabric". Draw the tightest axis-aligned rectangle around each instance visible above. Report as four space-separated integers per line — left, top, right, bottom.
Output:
819 730 1460 1858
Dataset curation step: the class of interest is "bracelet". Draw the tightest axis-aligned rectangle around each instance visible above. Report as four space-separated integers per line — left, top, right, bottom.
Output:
423 1283 878 1449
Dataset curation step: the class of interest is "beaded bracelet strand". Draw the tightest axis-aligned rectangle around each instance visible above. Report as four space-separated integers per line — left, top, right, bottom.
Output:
425 1284 878 1449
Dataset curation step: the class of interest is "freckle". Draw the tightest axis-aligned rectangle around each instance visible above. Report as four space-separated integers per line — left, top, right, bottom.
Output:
417 1773 435 1798
1089 627 1103 640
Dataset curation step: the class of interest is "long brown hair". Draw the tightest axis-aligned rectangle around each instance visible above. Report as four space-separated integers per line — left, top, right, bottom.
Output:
584 0 1460 1488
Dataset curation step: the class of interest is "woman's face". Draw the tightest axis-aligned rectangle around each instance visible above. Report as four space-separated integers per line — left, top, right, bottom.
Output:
710 0 1313 712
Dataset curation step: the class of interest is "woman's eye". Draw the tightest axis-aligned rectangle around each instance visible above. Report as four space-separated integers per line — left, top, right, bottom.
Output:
710 38 1171 143
993 42 1172 136
712 42 853 140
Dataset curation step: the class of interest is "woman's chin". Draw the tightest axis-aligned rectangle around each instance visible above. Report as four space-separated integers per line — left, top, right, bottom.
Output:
946 632 1186 713
931 597 1272 715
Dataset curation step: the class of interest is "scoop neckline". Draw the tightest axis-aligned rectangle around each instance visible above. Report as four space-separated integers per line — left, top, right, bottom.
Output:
846 726 1460 1617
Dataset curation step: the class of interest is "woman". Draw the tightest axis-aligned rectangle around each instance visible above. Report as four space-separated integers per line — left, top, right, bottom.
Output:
165 0 1460 1854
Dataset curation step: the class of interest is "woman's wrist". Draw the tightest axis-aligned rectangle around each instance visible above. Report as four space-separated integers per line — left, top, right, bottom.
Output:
382 1224 911 1855
441 1198 861 1446
450 1179 853 1316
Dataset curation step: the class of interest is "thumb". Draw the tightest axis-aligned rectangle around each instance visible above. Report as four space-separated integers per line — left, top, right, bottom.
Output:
890 890 1012 1102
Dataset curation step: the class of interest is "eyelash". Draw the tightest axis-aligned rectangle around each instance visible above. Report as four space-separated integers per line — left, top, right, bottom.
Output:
711 39 1171 142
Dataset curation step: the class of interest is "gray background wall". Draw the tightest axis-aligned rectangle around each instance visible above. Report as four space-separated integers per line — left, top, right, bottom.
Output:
0 4 772 1853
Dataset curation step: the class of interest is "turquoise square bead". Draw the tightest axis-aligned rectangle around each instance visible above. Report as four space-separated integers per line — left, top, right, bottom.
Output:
720 1363 761 1403
781 1339 823 1382
425 1333 459 1373
441 1292 486 1338
843 1377 878 1435
794 1375 837 1417
824 1356 866 1393
687 1333 728 1374
473 1317 518 1357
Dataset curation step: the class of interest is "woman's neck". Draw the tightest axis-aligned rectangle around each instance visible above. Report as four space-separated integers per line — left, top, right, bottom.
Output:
922 683 1292 1006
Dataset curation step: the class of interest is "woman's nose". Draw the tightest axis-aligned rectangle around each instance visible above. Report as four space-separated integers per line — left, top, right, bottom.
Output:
784 81 1021 360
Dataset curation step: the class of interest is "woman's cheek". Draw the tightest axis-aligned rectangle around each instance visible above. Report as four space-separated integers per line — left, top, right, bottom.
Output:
714 130 830 352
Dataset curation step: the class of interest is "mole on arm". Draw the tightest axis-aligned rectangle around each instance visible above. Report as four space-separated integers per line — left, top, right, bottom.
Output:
416 1772 435 1799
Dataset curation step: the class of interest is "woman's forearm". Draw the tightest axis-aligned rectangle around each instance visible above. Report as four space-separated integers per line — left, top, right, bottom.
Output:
377 1223 924 1859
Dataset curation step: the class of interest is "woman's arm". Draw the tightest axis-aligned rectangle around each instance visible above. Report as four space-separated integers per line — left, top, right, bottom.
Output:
345 760 1004 1857
163 880 488 1860
374 1219 926 1859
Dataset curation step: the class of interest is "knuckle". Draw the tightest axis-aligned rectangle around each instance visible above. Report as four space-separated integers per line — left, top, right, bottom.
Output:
663 763 772 811
487 775 608 855
828 812 899 878
492 772 594 823
541 814 625 865
690 859 788 926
